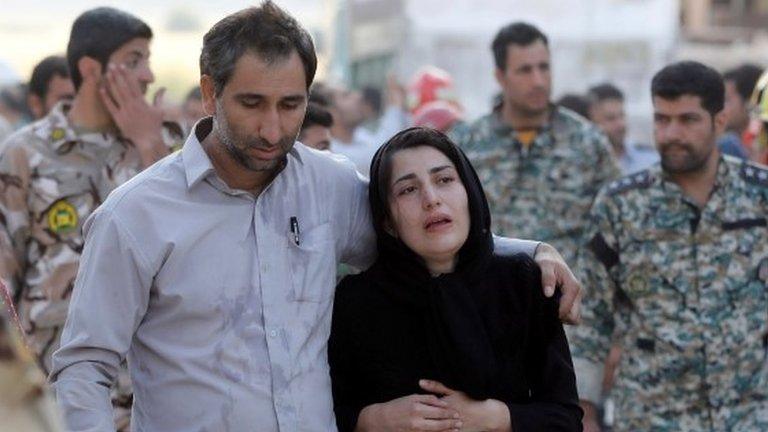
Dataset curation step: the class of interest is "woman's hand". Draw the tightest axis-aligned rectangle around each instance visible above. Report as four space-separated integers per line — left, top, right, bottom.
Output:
419 380 511 432
356 393 463 432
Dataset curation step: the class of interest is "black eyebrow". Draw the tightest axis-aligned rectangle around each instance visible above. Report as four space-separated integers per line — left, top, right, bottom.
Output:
234 94 306 102
429 165 453 174
392 173 416 186
393 165 454 186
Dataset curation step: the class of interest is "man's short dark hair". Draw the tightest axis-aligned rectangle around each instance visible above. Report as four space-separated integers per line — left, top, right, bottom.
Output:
29 56 70 99
491 22 548 70
587 83 624 105
362 86 382 116
200 1 317 95
67 7 153 90
723 63 764 102
556 93 589 118
651 61 724 117
301 102 333 132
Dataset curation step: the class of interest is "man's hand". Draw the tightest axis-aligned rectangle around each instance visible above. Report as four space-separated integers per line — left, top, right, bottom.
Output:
534 242 583 324
356 393 462 432
419 380 511 432
580 400 602 432
99 64 169 167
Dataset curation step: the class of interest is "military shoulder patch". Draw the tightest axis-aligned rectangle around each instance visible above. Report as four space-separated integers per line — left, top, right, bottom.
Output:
47 200 79 234
740 161 768 187
606 170 653 196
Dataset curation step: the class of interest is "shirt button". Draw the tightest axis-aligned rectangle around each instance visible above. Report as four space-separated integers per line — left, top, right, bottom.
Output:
269 329 278 338
261 264 269 272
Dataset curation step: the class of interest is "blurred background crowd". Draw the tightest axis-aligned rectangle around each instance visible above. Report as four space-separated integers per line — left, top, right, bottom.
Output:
1 0 767 164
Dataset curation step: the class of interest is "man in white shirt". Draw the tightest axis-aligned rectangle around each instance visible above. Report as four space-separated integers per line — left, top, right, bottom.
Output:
51 3 583 431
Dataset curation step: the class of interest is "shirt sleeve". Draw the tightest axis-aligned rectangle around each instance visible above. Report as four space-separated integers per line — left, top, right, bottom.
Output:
337 164 377 270
50 207 154 432
492 235 540 258
569 191 623 405
0 144 31 299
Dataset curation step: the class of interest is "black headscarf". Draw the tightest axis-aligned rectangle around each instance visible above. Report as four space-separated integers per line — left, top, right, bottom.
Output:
366 127 500 399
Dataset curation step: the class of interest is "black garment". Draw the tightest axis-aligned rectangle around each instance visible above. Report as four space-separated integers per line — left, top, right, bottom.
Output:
329 255 582 432
328 128 582 431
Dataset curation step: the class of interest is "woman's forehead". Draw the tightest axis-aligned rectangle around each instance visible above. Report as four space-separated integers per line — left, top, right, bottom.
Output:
390 146 455 175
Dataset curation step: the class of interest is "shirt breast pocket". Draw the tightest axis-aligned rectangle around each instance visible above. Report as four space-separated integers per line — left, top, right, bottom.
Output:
287 222 336 303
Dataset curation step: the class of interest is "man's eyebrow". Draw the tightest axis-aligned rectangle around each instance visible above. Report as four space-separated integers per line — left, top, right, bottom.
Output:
282 94 306 102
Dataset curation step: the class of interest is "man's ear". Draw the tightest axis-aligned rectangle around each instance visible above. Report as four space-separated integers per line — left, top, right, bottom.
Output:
200 75 217 116
494 67 505 88
77 56 102 86
27 94 44 119
713 109 728 136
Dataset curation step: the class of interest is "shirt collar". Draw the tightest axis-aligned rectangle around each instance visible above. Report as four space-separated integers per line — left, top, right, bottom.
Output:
182 116 304 189
182 118 216 189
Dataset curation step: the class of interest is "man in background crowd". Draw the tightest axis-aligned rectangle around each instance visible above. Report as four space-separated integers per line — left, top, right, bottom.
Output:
318 78 408 176
26 55 75 120
587 83 658 174
719 63 763 159
299 101 333 151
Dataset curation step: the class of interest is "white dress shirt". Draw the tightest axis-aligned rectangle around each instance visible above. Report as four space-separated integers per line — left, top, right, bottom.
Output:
52 118 375 431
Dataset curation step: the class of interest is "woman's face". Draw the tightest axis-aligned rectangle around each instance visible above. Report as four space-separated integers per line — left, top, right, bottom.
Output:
387 146 470 271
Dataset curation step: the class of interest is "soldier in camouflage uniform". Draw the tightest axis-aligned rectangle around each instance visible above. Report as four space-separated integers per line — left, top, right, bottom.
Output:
0 8 182 431
572 61 768 431
452 22 619 267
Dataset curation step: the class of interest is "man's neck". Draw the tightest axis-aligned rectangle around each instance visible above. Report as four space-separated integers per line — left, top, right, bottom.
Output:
668 153 720 208
202 133 278 196
66 86 115 133
500 102 549 130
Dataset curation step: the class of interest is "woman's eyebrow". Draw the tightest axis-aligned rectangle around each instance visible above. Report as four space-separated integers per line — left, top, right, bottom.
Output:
429 165 453 174
392 173 416 186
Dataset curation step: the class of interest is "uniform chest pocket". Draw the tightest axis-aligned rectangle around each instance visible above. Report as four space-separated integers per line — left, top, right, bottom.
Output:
287 222 336 303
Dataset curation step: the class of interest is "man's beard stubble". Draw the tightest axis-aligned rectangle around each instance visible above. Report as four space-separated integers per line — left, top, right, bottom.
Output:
214 110 296 173
658 141 714 175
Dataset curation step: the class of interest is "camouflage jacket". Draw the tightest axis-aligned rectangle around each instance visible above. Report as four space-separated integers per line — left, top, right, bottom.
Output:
1 285 63 432
0 101 182 429
451 106 620 266
571 156 768 431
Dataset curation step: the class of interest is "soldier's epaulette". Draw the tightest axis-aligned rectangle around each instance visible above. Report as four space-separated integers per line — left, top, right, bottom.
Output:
740 161 768 187
606 170 653 196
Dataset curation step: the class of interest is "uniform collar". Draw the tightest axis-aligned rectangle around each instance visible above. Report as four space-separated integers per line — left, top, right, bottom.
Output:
658 154 731 205
38 101 123 153
489 103 559 136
